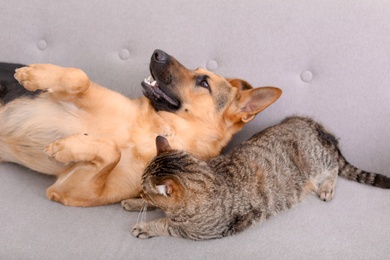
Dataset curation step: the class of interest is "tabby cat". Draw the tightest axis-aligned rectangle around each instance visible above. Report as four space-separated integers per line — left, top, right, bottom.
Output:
122 116 390 240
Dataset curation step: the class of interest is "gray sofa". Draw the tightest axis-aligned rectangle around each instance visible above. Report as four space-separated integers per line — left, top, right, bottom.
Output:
1 1 389 259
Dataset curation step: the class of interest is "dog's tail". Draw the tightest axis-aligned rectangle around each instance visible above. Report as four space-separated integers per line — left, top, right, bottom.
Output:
0 62 42 105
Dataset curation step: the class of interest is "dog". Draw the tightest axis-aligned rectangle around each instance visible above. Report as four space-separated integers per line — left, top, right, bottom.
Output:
0 49 282 207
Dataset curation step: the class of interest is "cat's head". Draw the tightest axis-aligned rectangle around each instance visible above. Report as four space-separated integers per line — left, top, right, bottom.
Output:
140 136 214 218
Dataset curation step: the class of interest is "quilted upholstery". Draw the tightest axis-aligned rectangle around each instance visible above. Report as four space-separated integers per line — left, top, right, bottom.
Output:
1 1 389 259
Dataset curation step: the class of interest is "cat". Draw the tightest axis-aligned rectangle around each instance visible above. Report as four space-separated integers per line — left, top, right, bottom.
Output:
122 116 390 240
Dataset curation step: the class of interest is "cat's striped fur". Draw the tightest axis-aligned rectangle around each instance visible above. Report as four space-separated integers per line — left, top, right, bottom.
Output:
124 116 390 240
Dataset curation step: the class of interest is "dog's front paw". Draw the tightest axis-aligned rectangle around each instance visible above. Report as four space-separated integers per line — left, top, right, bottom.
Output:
45 134 98 164
14 66 40 91
45 136 83 164
14 64 61 92
132 223 152 239
45 139 73 164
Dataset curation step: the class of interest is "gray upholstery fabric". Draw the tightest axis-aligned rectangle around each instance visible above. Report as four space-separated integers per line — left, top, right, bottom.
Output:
1 1 389 259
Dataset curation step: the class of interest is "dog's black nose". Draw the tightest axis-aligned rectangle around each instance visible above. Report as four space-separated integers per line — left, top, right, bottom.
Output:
153 49 169 63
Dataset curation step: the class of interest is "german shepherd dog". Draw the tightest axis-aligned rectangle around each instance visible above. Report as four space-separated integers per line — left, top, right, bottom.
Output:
0 50 282 207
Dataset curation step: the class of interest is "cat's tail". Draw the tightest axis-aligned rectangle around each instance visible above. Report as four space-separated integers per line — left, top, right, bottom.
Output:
311 116 390 189
337 154 390 189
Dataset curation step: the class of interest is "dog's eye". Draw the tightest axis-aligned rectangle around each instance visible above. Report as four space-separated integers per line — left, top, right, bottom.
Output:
200 80 209 89
196 75 211 92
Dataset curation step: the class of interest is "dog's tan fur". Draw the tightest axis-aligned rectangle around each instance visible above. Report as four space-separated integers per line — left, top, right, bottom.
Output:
0 51 281 206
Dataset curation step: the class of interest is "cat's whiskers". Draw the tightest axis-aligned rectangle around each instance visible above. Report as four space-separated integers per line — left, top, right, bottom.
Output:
141 203 148 223
136 202 148 224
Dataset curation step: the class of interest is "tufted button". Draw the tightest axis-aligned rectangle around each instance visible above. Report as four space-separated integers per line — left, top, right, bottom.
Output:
206 60 218 71
37 40 47 51
300 70 313 83
119 49 130 60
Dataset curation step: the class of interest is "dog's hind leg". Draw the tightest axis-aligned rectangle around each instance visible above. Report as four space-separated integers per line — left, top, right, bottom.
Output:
44 133 122 206
14 64 90 101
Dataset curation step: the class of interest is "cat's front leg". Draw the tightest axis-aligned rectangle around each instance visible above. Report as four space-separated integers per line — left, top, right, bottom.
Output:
132 218 178 239
121 198 156 211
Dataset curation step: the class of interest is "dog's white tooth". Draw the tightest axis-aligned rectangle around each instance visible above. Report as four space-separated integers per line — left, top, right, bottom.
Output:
151 80 157 87
147 75 153 83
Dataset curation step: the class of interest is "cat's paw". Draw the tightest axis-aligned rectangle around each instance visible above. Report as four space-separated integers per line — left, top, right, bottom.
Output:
121 199 156 212
132 223 152 239
121 199 141 211
318 186 334 202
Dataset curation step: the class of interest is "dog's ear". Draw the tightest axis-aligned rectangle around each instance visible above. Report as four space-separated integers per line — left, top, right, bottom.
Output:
235 87 282 123
227 78 253 91
156 136 172 155
238 87 282 122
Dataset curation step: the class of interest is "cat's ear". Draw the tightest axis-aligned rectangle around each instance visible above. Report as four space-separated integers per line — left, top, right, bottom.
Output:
234 87 282 123
156 184 172 196
156 178 179 197
156 136 172 155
